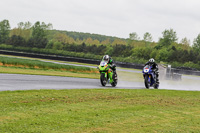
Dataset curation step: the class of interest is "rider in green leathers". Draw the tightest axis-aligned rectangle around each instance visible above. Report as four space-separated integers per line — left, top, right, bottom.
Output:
102 55 116 83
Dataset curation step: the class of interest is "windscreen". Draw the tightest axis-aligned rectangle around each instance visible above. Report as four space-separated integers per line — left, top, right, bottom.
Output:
100 61 108 66
144 65 150 69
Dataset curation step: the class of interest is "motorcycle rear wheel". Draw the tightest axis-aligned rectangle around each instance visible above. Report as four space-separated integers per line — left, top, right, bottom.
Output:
111 72 118 87
154 83 159 89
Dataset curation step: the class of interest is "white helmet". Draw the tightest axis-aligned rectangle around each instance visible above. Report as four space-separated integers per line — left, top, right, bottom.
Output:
149 58 155 63
103 55 109 62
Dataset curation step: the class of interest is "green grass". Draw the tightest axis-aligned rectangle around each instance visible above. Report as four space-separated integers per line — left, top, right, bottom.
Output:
0 54 100 79
0 56 96 73
0 66 99 79
0 54 98 67
1 89 200 133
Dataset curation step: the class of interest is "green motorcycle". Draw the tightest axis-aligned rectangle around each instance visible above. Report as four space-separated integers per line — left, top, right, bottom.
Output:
97 61 118 87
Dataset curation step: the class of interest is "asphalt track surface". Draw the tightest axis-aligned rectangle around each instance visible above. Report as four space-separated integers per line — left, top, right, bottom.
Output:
1 73 200 91
0 73 144 91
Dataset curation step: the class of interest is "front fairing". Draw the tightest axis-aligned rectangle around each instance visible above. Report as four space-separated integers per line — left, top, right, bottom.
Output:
143 65 153 74
98 61 109 72
143 65 155 86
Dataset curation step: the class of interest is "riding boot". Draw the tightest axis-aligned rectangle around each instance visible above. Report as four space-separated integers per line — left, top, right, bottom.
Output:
156 78 159 84
155 72 159 84
113 69 116 74
156 75 159 84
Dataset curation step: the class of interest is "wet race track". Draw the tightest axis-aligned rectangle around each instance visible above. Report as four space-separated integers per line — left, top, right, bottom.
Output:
0 73 200 91
0 57 200 91
0 74 144 91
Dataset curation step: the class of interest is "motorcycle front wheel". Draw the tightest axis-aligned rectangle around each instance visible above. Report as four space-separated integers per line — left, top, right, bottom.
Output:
144 75 150 89
100 73 107 86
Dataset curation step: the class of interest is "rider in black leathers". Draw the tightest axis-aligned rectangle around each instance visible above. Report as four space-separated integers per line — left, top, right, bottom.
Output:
144 58 159 83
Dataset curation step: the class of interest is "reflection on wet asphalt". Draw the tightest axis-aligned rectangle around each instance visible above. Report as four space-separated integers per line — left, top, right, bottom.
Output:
1 73 200 91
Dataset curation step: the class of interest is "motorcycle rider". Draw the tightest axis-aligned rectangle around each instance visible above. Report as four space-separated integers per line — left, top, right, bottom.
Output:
102 55 116 83
102 55 116 72
144 58 159 83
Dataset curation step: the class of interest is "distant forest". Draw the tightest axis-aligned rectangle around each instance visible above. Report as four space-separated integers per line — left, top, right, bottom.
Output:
1 19 200 70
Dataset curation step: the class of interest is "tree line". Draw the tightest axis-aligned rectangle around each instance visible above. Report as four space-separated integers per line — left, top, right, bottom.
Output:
1 19 200 70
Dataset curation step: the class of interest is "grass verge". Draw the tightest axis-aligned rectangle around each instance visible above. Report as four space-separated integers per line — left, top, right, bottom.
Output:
0 56 97 73
0 66 99 79
0 55 100 79
1 89 200 132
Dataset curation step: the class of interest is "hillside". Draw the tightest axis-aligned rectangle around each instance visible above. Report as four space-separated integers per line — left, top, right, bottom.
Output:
47 30 127 43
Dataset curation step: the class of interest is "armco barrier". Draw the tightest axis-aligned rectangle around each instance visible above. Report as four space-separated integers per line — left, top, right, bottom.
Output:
114 61 144 69
0 50 144 69
0 50 100 64
171 68 200 76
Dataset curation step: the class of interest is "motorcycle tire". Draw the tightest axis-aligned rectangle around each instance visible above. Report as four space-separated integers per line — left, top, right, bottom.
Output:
111 73 118 87
154 83 159 89
100 73 107 86
144 75 150 89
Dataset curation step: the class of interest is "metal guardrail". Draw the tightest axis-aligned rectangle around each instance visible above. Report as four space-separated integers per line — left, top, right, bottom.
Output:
171 68 200 76
165 72 182 81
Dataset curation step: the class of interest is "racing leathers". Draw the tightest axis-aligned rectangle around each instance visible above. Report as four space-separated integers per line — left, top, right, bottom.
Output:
107 57 116 73
102 55 116 83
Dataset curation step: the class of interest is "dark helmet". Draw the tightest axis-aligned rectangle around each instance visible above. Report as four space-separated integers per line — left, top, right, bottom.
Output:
103 55 109 62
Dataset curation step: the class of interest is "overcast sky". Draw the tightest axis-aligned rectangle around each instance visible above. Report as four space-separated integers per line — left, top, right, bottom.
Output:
1 0 200 43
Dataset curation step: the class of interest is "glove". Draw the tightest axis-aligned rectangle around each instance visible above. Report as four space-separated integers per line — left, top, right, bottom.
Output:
110 64 116 68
